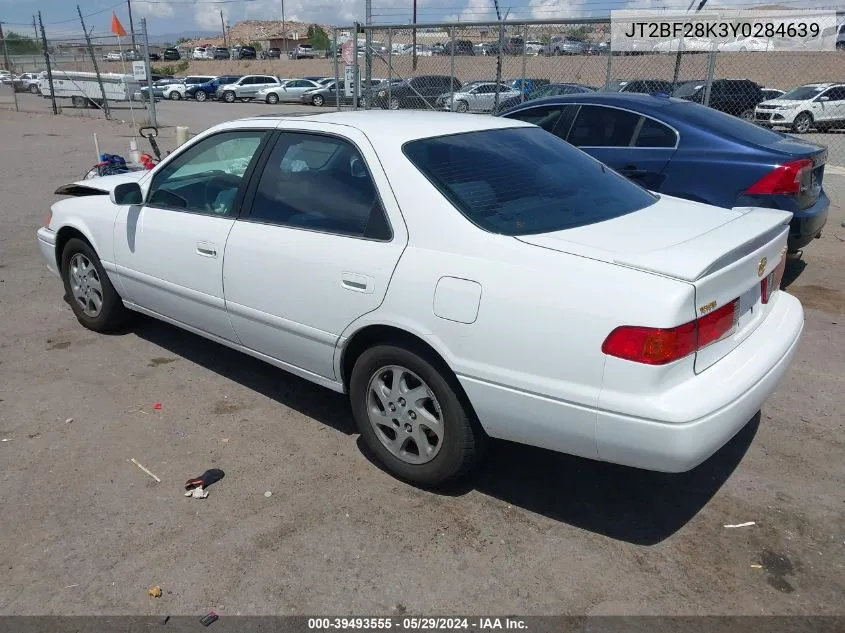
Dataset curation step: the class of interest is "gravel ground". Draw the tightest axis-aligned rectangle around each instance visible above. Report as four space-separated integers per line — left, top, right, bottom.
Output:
0 110 843 617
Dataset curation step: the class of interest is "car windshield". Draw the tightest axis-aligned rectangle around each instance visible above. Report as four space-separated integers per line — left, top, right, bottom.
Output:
672 81 704 97
403 127 657 236
780 85 827 100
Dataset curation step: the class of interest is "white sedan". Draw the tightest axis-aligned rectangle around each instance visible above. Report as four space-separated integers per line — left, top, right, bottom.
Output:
36 111 803 486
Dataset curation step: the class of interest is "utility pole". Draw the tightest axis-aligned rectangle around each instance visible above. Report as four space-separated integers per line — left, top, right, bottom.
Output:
365 0 372 105
281 0 287 57
0 22 20 112
78 5 111 120
127 0 137 52
33 16 38 43
412 0 417 70
37 12 57 114
220 11 227 47
141 18 156 127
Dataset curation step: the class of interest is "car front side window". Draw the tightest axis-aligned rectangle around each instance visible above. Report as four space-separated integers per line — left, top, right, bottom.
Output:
247 133 391 240
147 130 268 216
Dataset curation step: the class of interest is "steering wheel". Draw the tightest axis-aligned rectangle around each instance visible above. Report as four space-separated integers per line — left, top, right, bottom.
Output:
202 171 242 214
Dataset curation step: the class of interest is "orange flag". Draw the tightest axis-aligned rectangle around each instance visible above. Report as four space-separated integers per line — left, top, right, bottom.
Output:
111 12 127 37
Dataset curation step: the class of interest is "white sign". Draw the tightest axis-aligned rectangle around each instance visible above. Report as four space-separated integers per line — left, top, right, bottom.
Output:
132 61 147 82
344 64 355 98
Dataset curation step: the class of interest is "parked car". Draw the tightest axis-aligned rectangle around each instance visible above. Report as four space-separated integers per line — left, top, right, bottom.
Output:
499 93 829 252
494 82 595 113
162 76 215 100
673 78 765 120
508 77 551 96
38 111 804 485
217 75 281 102
442 82 519 113
231 45 257 60
717 36 774 52
371 75 462 110
761 87 785 101
257 78 323 104
12 72 41 94
301 79 388 107
502 37 525 55
103 52 123 62
475 42 497 56
163 47 181 61
754 83 845 133
603 79 675 95
524 41 544 55
148 52 161 62
261 47 282 59
213 47 230 60
441 40 475 56
544 36 586 55
135 77 183 101
290 44 315 60
192 47 211 60
434 79 494 108
819 23 844 50
186 75 242 102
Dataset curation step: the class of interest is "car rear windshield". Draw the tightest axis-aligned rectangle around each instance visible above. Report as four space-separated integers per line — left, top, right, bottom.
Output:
669 100 790 146
402 127 657 236
672 81 704 97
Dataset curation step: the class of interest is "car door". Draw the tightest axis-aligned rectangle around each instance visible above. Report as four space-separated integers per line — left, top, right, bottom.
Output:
257 75 279 94
467 84 492 111
222 126 408 380
815 86 845 123
282 79 314 101
113 125 272 341
564 105 673 190
828 87 845 122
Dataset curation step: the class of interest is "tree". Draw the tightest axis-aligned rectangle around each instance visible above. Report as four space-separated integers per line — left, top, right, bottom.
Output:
2 31 40 55
307 25 330 50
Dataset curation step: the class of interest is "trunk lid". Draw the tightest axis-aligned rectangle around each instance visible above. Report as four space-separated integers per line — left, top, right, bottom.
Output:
516 195 792 372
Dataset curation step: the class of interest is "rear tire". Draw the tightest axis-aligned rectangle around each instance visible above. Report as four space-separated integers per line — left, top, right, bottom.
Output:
60 238 128 333
455 100 469 113
350 344 486 487
29 84 39 94
312 94 325 106
223 91 236 103
71 95 86 108
740 109 755 121
195 90 207 102
266 93 279 104
792 112 813 134
169 91 182 101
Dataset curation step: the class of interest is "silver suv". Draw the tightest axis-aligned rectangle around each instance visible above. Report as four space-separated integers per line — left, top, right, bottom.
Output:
217 75 282 102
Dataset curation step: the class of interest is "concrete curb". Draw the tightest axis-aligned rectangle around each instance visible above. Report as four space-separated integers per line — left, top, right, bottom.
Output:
826 165 845 177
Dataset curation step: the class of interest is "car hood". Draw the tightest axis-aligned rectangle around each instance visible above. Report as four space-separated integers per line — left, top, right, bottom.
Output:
759 99 806 108
515 193 792 282
55 171 146 197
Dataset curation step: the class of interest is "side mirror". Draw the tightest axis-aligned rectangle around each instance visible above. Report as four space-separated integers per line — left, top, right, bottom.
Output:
111 182 143 205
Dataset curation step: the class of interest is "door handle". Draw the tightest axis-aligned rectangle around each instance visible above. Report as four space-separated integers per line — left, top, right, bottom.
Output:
621 166 648 177
341 272 374 294
196 242 218 258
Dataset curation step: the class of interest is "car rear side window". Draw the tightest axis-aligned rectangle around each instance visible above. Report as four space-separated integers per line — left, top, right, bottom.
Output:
568 105 641 147
503 105 568 134
247 133 391 240
671 100 787 146
635 118 677 148
403 127 657 236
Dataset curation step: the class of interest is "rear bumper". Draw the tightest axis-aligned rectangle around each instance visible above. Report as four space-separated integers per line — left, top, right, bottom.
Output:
36 227 60 278
789 190 829 250
595 291 804 472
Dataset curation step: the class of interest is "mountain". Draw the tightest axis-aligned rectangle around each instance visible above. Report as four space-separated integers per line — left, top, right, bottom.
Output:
145 30 218 45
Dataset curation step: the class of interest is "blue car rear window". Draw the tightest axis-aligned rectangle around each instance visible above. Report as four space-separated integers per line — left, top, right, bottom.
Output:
670 101 788 146
402 127 657 236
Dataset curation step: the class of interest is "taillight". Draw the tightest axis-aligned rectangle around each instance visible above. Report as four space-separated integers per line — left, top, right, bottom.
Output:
602 299 739 365
761 256 786 304
745 158 813 195
43 211 52 227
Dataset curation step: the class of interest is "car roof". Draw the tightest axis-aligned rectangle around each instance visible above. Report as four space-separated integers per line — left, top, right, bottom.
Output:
233 110 532 145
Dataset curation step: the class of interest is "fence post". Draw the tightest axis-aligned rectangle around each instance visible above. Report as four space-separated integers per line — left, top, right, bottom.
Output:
0 22 20 112
703 45 717 107
332 28 340 111
352 22 360 110
387 28 393 92
364 29 372 110
78 5 111 120
494 22 504 113
671 38 685 91
37 11 58 115
449 27 456 110
604 44 613 90
520 24 527 103
141 18 156 126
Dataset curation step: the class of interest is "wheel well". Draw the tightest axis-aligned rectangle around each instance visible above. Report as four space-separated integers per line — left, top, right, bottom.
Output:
54 227 90 272
796 110 813 121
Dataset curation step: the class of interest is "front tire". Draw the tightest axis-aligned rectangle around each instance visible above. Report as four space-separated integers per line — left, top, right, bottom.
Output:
60 238 128 333
455 100 469 113
169 91 182 101
29 84 39 94
740 109 755 121
195 90 207 102
223 91 236 103
266 93 279 104
388 97 400 110
312 94 325 106
350 344 485 487
792 112 813 134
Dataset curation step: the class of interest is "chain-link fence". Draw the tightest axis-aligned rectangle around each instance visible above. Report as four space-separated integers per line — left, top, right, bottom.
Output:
335 18 845 166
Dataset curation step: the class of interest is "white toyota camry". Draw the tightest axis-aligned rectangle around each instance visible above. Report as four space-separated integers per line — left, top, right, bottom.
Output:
36 111 803 486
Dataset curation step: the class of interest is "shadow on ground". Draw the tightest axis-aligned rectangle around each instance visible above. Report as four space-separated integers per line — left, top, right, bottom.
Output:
133 314 756 546
782 257 807 289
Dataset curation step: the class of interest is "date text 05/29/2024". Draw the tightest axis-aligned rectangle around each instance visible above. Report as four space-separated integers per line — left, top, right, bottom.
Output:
307 618 528 630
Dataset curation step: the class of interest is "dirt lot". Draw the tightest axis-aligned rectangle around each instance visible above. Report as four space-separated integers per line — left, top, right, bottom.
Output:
0 110 843 617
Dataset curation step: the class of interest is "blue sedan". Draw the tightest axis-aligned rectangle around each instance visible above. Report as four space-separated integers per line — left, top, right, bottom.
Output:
498 93 829 253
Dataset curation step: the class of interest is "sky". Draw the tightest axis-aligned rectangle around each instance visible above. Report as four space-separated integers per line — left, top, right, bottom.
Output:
0 0 835 38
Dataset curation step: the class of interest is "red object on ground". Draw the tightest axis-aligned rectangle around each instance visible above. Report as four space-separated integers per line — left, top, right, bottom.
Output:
153 402 162 410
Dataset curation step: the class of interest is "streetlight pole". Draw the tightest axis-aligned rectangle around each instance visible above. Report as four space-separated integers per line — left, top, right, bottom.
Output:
127 0 137 52
281 0 287 57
